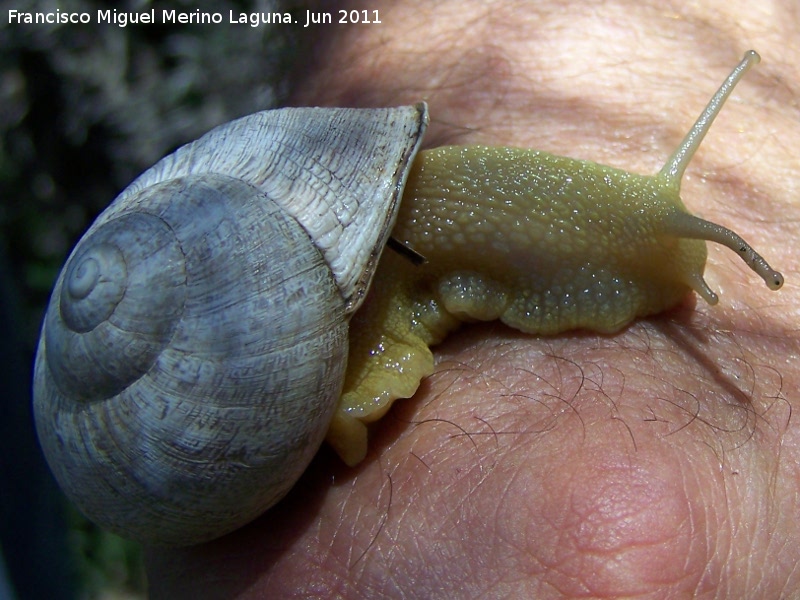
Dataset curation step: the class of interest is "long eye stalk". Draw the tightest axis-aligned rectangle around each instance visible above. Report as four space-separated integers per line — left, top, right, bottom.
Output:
660 50 761 186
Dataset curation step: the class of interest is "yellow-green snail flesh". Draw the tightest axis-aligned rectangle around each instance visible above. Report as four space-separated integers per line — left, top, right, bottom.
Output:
33 50 783 546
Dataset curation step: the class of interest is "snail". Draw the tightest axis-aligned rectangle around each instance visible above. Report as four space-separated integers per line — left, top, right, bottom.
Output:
33 50 783 547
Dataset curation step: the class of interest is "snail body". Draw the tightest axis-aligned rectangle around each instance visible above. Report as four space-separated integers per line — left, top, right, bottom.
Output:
329 50 783 464
34 51 783 545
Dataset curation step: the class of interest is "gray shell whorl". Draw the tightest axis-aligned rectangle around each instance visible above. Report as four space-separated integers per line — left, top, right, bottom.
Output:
32 104 429 546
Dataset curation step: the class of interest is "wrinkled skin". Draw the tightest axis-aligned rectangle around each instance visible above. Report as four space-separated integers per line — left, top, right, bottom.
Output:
147 1 800 597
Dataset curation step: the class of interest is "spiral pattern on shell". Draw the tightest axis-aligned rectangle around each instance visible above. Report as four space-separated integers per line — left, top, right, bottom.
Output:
32 104 429 546
34 174 347 546
48 211 187 401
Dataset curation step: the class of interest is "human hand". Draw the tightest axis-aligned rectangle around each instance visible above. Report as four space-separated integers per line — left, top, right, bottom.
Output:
146 1 800 597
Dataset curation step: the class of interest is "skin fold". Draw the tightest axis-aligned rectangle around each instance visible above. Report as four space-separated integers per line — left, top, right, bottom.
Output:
146 0 800 597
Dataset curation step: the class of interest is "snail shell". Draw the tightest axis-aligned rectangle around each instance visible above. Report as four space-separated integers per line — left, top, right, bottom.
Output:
33 104 428 546
33 51 785 548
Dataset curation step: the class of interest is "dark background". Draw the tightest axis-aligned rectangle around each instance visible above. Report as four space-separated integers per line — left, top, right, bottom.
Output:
0 1 306 596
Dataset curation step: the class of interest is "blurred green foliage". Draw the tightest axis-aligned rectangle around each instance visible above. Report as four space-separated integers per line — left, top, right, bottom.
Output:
68 506 148 598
